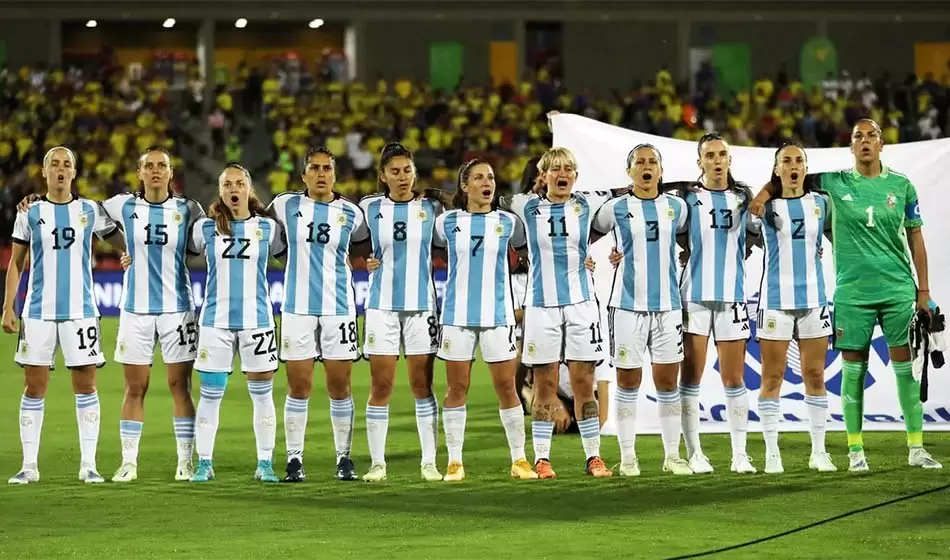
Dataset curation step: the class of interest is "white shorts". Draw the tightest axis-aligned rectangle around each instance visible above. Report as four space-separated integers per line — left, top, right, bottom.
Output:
757 306 833 341
684 301 751 342
609 308 684 369
16 317 105 369
511 274 527 338
521 300 603 366
438 324 518 363
115 310 198 365
363 309 438 357
280 313 360 362
195 326 278 374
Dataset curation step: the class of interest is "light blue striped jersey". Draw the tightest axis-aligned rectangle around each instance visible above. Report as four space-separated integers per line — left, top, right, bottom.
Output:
358 195 442 313
593 193 688 312
509 191 612 308
190 216 286 330
752 192 830 310
269 192 368 317
12 196 117 320
679 187 751 303
434 209 525 327
101 193 204 315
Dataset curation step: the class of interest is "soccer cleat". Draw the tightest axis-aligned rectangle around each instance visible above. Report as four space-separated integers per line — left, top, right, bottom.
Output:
586 456 613 477
662 456 693 475
908 447 943 469
618 458 640 477
8 469 40 485
688 452 714 474
190 459 215 482
848 450 870 472
510 458 539 480
421 463 443 481
79 467 105 484
175 461 195 481
443 461 465 482
764 453 784 474
336 457 357 481
283 458 306 483
362 463 387 482
254 460 280 483
809 452 837 472
112 463 138 483
730 454 757 474
535 459 557 479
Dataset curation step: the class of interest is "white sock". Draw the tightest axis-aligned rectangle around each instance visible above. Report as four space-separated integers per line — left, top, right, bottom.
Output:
415 396 439 465
656 389 683 458
804 394 828 454
499 405 527 462
284 396 309 462
615 386 639 464
247 380 276 462
329 397 354 460
75 392 100 469
19 395 44 470
577 417 601 460
119 420 143 465
173 417 195 463
366 404 389 465
758 397 781 456
195 376 227 461
724 385 749 457
531 420 555 462
443 405 466 463
680 384 703 457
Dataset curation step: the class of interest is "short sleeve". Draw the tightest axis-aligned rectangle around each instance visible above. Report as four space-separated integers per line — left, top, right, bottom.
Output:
94 203 118 238
904 180 922 228
269 219 287 258
820 194 833 232
433 213 448 248
591 199 617 235
674 197 689 234
577 191 612 213
350 204 369 244
100 194 123 223
431 199 445 220
507 193 533 222
190 219 208 255
267 194 287 226
187 199 207 230
508 215 526 249
12 211 30 244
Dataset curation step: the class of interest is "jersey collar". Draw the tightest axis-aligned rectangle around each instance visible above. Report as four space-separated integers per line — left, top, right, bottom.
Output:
850 162 889 180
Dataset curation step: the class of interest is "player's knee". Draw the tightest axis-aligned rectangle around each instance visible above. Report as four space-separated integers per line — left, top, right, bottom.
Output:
369 376 394 399
23 383 47 399
802 368 826 393
287 373 313 399
125 378 149 401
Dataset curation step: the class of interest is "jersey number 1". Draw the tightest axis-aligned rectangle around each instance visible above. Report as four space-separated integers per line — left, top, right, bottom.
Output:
865 206 875 228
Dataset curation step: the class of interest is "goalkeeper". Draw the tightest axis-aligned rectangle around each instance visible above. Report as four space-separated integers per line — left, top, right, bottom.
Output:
750 119 941 472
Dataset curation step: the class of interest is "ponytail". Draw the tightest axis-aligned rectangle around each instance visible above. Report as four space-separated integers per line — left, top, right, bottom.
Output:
209 198 235 236
377 142 414 195
453 159 481 210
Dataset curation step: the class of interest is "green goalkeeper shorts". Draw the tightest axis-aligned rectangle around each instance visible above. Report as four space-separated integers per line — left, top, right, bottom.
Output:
833 299 915 351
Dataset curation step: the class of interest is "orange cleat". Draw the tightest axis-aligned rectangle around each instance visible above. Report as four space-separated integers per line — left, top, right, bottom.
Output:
586 456 613 477
535 459 557 479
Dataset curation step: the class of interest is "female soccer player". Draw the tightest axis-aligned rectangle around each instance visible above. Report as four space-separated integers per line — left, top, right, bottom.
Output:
188 164 286 483
676 132 757 475
591 144 693 476
499 147 620 479
101 147 205 483
434 159 536 481
4 146 118 484
268 147 368 482
358 143 444 482
750 119 941 471
750 142 836 474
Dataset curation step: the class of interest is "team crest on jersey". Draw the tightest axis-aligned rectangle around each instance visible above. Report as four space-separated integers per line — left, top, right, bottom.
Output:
78 213 89 227
573 204 583 215
336 212 348 225
886 193 897 208
526 342 537 356
198 348 209 362
417 209 428 221
173 212 183 224
814 205 822 218
666 207 676 220
494 223 504 236
618 345 629 361
254 226 264 240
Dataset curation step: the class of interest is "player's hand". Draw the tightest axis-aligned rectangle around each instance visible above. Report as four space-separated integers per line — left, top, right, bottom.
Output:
365 257 381 272
917 290 933 319
609 247 622 268
17 194 41 213
553 404 572 434
546 110 560 129
1 308 17 334
749 199 766 218
679 249 691 267
584 256 596 272
120 253 132 271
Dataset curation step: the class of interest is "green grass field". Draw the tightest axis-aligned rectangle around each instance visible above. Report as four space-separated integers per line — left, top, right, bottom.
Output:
1 318 948 559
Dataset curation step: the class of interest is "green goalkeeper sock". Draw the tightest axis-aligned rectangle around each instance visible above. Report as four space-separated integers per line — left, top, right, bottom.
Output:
841 360 867 453
892 361 924 447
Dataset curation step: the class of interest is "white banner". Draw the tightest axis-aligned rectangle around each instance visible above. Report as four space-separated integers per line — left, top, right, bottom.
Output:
551 114 950 434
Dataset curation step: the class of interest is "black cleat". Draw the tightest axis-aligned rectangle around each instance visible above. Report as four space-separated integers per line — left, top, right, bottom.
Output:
283 458 306 483
336 456 357 481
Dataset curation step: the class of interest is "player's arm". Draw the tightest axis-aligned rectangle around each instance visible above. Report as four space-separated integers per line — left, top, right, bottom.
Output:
3 212 31 333
904 185 929 311
589 199 616 245
821 194 834 243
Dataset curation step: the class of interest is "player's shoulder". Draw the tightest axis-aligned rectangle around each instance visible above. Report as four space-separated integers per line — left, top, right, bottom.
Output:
884 166 915 187
495 208 519 223
661 192 688 209
358 193 385 211
439 208 463 220
270 190 304 207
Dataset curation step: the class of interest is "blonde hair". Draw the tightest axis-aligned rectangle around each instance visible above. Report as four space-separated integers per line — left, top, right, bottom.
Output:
536 147 578 174
43 146 76 168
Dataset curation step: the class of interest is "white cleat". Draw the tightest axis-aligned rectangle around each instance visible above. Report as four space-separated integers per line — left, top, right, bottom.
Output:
764 453 784 474
8 468 40 485
618 458 641 477
662 456 693 475
421 463 443 481
809 452 837 472
79 466 106 484
362 463 387 482
730 454 757 474
848 450 870 472
175 461 195 481
908 447 942 469
111 463 138 483
688 452 714 474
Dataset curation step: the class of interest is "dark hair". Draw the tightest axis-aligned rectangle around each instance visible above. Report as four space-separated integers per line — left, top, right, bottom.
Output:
453 159 496 210
377 142 414 195
209 163 275 236
767 141 809 198
301 146 335 173
519 157 542 194
137 145 173 196
626 143 664 192
694 131 752 208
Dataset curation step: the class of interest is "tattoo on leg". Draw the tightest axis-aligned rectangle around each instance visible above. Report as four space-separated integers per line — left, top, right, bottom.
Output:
533 403 556 422
581 400 598 420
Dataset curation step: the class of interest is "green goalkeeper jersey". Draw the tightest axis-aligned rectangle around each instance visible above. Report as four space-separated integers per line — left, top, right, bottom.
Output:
816 165 922 306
